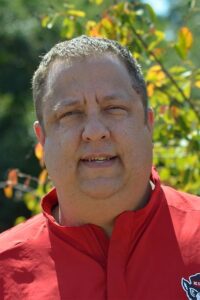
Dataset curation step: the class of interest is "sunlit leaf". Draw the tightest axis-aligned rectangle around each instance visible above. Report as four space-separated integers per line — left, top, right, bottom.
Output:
169 66 186 74
41 14 58 29
180 27 193 48
89 0 103 4
62 18 75 39
41 16 51 28
14 216 26 225
146 65 166 87
195 81 200 88
101 17 113 31
67 10 85 18
34 143 43 161
175 27 193 59
4 185 13 198
39 169 48 185
86 20 101 37
147 83 154 97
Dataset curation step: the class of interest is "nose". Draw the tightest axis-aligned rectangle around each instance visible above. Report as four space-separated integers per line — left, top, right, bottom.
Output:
82 115 110 142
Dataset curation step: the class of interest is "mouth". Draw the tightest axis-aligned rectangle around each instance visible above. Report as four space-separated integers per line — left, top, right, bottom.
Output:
80 155 118 167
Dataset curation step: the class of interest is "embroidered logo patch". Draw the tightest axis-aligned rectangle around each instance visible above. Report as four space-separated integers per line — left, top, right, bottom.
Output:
182 273 200 300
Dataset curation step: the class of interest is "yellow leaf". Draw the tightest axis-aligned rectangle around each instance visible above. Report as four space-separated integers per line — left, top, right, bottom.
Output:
180 27 193 49
86 20 97 28
41 16 50 28
4 185 13 198
147 83 154 97
175 27 193 59
34 143 43 161
95 0 103 4
67 10 85 17
101 17 113 30
86 21 101 37
195 81 200 88
146 65 166 86
39 169 48 185
89 0 103 5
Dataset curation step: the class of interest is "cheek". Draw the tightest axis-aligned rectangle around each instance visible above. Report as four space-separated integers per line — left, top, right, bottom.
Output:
117 123 152 160
46 126 79 153
43 128 80 170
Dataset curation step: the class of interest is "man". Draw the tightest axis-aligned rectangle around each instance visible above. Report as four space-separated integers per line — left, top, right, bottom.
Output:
0 36 199 300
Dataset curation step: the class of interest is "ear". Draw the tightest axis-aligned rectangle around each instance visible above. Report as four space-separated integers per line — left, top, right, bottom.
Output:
147 107 154 134
182 279 189 292
33 121 45 146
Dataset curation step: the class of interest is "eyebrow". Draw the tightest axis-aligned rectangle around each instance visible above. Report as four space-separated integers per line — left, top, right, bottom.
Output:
51 92 131 112
52 99 81 112
100 93 130 103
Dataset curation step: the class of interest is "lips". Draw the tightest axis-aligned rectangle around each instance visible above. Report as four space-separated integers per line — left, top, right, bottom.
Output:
81 155 117 162
80 154 118 167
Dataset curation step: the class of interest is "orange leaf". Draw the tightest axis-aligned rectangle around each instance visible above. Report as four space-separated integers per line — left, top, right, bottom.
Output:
4 185 13 198
171 106 179 118
34 143 43 161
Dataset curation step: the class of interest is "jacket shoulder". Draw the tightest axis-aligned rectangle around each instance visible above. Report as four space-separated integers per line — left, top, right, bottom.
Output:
0 213 46 254
162 185 200 212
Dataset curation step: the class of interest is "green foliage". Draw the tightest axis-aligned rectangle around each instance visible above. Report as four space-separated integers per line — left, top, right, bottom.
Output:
1 0 199 231
37 0 199 192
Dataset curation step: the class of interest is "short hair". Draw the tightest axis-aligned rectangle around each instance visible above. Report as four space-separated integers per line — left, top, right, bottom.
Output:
32 35 148 127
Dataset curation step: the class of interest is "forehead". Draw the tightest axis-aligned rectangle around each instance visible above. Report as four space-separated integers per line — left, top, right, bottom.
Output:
45 54 133 95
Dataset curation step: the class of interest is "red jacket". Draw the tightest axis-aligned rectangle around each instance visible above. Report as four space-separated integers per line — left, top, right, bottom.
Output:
0 170 200 300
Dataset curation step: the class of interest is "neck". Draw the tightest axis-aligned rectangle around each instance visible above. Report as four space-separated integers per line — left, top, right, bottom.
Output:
52 182 152 237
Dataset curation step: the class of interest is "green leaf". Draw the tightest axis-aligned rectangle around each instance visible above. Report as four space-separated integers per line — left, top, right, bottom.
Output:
148 30 165 51
41 16 51 28
89 0 104 5
67 10 86 18
14 216 26 225
62 18 75 39
144 3 156 23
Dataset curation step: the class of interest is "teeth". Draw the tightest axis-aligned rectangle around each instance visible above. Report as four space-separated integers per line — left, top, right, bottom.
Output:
83 157 113 162
89 157 111 162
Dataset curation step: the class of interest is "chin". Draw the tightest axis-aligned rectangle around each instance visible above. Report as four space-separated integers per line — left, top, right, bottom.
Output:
80 178 121 199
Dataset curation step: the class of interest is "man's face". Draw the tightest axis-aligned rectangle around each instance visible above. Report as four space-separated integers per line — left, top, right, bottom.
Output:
35 55 154 201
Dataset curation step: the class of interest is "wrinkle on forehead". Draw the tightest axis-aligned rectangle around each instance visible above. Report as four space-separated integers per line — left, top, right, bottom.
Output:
44 54 143 112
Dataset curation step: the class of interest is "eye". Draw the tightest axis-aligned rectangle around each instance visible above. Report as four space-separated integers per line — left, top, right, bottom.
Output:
105 106 127 114
60 110 82 118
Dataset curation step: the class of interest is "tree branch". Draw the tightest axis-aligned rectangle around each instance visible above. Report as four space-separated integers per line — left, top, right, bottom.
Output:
131 26 200 121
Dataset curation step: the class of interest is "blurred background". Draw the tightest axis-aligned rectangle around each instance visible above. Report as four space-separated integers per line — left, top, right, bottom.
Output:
0 0 200 232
